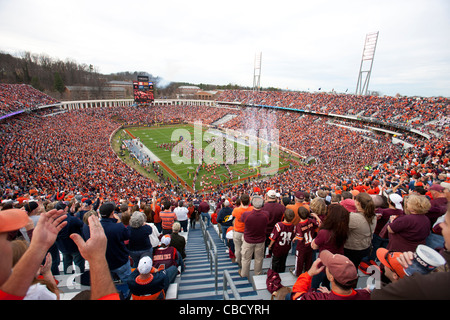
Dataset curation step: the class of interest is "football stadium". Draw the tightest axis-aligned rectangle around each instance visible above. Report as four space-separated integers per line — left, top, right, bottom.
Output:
0 1 449 308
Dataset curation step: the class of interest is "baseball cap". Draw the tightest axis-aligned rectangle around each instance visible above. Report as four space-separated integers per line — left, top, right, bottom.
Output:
99 202 115 218
295 191 305 200
161 234 171 246
388 193 403 210
376 248 406 278
0 209 29 233
137 256 153 274
267 190 277 199
319 250 358 285
340 199 356 213
55 201 67 211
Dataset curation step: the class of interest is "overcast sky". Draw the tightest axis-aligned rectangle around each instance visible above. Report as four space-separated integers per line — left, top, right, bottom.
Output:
1 0 449 97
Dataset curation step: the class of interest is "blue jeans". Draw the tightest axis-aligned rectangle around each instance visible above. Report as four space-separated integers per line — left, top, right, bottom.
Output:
362 233 389 263
62 251 85 274
49 244 60 275
111 260 132 299
201 212 211 226
426 233 445 249
176 252 185 272
221 225 230 242
179 219 188 232
291 240 297 255
164 265 178 286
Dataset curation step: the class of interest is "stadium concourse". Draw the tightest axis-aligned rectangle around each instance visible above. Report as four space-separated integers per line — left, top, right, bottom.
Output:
0 84 449 300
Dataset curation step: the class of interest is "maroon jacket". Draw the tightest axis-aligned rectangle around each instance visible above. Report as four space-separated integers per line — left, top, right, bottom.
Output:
262 201 285 235
240 209 270 243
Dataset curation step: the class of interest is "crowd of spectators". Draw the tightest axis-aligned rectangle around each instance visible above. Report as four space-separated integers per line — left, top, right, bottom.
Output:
0 84 59 117
217 89 450 132
0 85 449 300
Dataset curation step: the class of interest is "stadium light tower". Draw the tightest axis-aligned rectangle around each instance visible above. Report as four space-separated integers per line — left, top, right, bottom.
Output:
252 52 262 92
356 31 379 95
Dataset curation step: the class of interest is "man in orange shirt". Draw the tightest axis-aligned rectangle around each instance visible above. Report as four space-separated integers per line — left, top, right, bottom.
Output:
152 191 162 233
286 191 310 226
232 193 252 268
159 199 177 235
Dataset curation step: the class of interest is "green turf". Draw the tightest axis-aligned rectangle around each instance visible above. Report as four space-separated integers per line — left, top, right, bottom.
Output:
127 124 289 191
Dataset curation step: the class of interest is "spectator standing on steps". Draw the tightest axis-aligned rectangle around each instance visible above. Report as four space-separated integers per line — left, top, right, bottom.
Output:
170 222 186 260
198 199 211 227
217 200 234 242
174 200 189 232
344 192 377 270
232 194 252 269
268 208 295 273
160 199 177 235
127 211 153 268
239 196 269 278
386 194 431 252
263 189 286 257
54 201 86 275
97 202 131 299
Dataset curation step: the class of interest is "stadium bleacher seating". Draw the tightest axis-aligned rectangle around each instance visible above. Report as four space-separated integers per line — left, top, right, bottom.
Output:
0 84 59 117
1 85 449 300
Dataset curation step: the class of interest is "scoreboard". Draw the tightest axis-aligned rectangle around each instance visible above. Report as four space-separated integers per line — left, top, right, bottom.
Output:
133 75 154 103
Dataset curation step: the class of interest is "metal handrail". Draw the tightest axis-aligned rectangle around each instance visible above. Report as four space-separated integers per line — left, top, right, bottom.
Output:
206 230 218 292
199 218 219 292
223 269 242 300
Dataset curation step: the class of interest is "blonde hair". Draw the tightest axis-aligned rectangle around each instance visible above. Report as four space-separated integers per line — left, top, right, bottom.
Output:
83 210 98 225
310 197 327 216
404 194 431 215
172 221 181 232
11 240 29 266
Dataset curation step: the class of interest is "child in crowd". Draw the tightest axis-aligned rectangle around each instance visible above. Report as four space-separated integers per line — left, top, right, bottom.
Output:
268 209 295 273
293 206 320 276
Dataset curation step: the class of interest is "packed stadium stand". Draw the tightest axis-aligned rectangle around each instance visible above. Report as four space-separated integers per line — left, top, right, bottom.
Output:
0 84 59 116
1 84 449 300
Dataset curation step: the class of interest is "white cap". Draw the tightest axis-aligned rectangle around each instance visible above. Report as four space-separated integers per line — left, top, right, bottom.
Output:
267 190 277 199
161 234 171 246
138 256 153 274
389 193 403 210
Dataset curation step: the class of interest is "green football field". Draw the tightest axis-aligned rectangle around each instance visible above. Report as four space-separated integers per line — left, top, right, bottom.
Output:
125 124 290 192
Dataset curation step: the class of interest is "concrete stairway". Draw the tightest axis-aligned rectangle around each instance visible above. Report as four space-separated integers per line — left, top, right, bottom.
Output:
176 225 258 300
